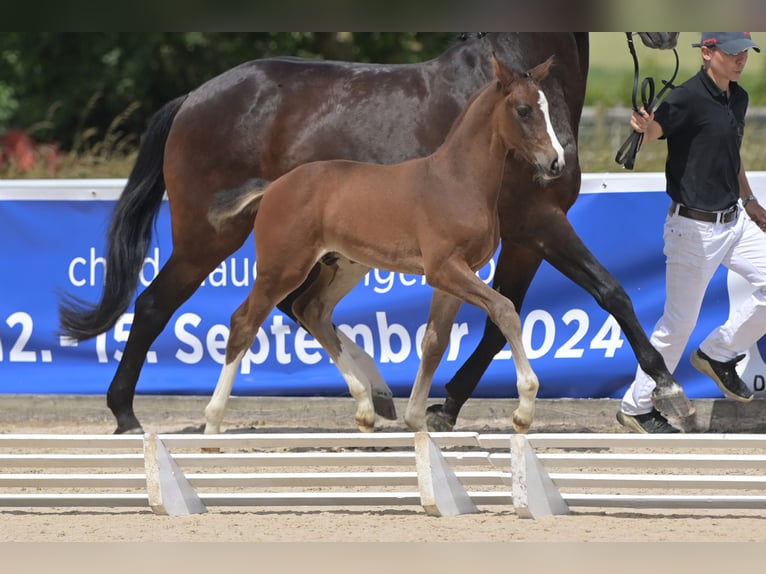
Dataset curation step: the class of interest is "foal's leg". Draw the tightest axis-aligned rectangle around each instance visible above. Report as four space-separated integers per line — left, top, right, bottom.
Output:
430 260 539 434
204 286 280 434
204 247 317 434
277 263 396 421
404 290 462 431
426 242 542 432
292 260 389 432
292 256 396 426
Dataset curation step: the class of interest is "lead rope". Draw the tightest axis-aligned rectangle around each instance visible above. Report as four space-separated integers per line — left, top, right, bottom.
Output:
615 33 679 170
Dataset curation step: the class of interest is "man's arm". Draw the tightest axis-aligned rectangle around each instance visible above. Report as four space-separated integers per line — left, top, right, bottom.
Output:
739 162 766 231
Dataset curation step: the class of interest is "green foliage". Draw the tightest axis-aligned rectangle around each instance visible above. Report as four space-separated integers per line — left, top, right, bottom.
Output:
4 32 766 178
0 83 18 126
0 32 458 149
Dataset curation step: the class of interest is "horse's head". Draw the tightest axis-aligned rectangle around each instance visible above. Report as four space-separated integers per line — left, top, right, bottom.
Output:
491 54 565 182
636 32 679 50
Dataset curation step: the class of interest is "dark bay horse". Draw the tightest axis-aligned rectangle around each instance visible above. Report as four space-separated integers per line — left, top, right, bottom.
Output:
204 54 563 434
59 33 694 434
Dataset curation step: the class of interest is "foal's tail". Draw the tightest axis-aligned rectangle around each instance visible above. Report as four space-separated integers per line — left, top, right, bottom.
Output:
58 95 187 341
206 178 271 233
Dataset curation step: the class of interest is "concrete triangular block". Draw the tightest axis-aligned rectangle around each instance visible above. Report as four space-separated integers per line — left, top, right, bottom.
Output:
510 434 569 518
414 431 479 516
143 433 207 516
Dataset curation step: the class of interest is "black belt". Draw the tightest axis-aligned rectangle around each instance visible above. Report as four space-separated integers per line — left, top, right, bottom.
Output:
669 202 738 224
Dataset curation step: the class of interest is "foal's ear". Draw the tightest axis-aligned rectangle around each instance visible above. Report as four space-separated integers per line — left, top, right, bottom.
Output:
491 52 518 91
527 55 555 84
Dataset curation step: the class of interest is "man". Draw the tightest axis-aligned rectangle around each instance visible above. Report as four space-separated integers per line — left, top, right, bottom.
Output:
617 32 766 433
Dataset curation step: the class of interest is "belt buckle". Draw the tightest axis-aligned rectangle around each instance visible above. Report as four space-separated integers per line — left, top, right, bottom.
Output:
719 205 737 223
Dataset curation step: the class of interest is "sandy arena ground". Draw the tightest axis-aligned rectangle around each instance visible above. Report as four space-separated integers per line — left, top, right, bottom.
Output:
0 397 766 574
2 395 765 552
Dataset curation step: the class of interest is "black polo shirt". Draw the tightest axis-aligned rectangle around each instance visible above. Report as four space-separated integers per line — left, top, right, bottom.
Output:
654 67 748 211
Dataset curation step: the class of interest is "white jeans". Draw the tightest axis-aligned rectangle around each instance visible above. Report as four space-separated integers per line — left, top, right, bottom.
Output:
621 206 766 415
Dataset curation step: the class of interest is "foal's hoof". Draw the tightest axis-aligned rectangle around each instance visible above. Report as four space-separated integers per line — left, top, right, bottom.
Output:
114 424 143 435
652 383 695 419
372 391 397 420
425 404 456 432
512 415 531 435
512 422 530 435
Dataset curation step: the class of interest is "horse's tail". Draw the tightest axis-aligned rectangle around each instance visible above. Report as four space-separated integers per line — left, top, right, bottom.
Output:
206 178 271 232
58 95 187 341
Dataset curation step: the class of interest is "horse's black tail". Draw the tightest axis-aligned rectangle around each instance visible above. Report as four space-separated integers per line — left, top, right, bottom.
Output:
58 95 187 341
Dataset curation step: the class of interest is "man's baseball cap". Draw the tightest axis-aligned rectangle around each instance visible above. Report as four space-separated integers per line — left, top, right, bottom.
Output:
692 32 761 54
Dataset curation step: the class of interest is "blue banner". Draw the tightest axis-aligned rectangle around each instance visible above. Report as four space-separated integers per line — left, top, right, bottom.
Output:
2 175 765 400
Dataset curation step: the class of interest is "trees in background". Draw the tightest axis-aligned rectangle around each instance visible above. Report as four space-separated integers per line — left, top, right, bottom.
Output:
0 33 457 151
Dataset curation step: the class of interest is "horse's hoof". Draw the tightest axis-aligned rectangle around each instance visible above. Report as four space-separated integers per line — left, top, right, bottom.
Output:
425 404 456 432
372 392 397 420
357 423 376 433
652 383 695 419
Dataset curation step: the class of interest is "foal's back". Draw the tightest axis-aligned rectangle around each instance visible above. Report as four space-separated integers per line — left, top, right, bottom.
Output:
255 82 505 276
256 156 444 275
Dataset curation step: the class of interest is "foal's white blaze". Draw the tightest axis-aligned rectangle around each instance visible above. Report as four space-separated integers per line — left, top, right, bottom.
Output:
536 89 566 174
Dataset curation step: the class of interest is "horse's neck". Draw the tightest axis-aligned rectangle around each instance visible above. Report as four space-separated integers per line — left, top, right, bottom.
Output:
435 86 507 188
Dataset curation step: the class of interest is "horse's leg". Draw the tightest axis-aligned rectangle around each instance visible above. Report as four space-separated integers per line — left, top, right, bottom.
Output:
429 207 694 430
428 260 539 433
523 212 693 419
107 247 245 434
290 260 396 424
291 260 385 432
404 290 462 431
426 243 541 432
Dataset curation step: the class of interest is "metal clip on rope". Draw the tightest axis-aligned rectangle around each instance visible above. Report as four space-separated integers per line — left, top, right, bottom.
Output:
615 33 679 170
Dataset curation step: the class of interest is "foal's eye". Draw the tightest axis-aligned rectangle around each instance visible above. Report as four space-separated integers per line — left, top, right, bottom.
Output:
516 105 531 118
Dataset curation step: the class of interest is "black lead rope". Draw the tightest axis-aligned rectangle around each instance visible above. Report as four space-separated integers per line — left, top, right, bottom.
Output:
615 33 679 170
